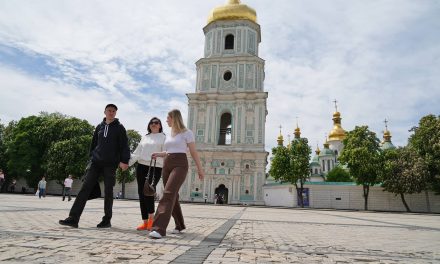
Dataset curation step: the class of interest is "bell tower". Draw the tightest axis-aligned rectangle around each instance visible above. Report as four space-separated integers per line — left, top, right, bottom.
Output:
183 0 268 205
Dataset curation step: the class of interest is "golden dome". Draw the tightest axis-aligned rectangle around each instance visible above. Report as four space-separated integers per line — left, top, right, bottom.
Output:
328 111 346 141
207 0 257 25
383 129 391 142
315 145 321 155
277 134 284 146
277 126 284 146
294 127 301 139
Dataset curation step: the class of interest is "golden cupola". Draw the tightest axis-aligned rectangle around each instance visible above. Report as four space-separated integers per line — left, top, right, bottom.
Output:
207 0 257 25
277 126 284 146
383 119 392 143
381 119 396 150
315 145 321 155
294 126 301 139
328 101 346 141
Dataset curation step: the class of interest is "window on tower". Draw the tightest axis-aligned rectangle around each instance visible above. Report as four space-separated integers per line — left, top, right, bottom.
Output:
225 34 234 50
223 71 232 81
218 113 232 145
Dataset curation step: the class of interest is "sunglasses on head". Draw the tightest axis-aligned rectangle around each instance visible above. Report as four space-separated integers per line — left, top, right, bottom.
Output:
150 121 160 125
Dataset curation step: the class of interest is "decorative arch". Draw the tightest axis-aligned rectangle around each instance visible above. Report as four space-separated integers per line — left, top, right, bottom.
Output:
215 184 229 204
218 112 232 145
225 34 234 50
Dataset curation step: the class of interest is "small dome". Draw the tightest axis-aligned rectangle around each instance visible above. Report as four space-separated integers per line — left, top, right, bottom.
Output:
310 155 320 166
329 111 346 141
207 0 257 24
320 148 335 156
320 140 335 156
381 141 396 150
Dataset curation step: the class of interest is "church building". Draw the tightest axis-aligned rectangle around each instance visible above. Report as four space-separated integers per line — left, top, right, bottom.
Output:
181 0 268 205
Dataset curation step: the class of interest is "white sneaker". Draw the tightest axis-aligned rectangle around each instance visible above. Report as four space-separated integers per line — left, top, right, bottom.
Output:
149 231 162 239
171 229 183 234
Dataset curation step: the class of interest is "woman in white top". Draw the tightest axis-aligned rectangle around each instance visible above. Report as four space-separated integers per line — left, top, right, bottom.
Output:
129 117 166 231
149 109 204 239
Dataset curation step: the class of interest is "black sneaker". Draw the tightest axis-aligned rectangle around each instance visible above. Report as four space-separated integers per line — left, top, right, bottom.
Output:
97 220 111 228
59 217 78 228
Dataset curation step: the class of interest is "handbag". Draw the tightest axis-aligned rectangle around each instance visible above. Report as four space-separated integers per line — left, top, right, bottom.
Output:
143 159 157 196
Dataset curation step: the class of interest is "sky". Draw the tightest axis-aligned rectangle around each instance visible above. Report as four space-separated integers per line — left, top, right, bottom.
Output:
0 0 439 156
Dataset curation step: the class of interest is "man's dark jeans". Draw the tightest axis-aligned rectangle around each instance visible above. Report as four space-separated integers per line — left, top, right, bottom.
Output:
63 187 72 201
69 162 116 222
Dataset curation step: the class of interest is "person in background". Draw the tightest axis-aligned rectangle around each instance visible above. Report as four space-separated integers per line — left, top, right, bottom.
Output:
38 176 47 199
129 117 166 232
59 103 130 229
149 109 204 239
63 175 73 201
0 169 5 192
10 179 16 193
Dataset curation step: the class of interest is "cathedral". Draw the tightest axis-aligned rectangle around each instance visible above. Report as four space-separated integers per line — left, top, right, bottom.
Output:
276 102 397 182
180 0 268 205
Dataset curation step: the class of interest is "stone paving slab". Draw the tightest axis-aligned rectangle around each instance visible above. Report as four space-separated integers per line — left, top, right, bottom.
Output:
0 194 439 263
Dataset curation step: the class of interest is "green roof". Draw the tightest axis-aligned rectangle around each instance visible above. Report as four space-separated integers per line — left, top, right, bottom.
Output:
381 142 396 150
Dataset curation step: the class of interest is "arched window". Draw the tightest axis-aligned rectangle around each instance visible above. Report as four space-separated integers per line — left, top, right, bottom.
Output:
225 34 234 50
218 113 232 145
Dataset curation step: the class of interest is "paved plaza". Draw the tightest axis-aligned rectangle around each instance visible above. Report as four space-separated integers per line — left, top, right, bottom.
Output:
0 194 439 263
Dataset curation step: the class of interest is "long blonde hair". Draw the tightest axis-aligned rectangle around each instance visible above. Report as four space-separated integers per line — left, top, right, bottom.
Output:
168 109 187 135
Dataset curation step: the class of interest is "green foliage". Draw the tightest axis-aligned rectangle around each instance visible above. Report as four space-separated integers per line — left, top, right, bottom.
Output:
45 135 92 184
0 120 6 172
289 138 312 185
6 116 47 188
43 114 94 184
127 129 142 153
5 113 94 188
269 138 311 207
408 114 440 194
326 166 352 182
338 126 382 210
116 129 141 198
268 146 291 183
382 147 429 212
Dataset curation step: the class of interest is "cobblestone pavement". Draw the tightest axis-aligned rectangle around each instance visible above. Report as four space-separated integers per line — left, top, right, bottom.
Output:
0 194 439 263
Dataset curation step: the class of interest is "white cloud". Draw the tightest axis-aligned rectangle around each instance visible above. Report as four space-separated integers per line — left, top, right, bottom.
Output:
0 0 439 159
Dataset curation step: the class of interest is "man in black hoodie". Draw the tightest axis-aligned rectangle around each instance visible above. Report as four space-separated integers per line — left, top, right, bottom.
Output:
59 104 130 228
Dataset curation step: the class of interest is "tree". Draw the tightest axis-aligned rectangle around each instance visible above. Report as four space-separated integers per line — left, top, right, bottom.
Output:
338 126 382 210
382 147 429 212
290 138 312 207
268 146 291 184
6 116 47 188
116 129 141 198
408 114 440 194
45 135 92 185
43 116 94 184
5 113 94 189
0 120 6 192
269 138 311 208
326 166 352 182
1 121 16 191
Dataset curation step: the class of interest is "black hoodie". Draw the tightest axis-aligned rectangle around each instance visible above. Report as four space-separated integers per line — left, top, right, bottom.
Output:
90 118 130 166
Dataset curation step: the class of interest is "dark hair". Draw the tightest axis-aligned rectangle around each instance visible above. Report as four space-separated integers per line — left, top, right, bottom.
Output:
147 117 163 134
105 104 118 110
